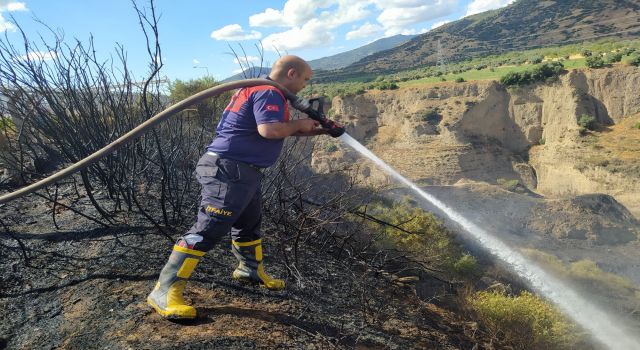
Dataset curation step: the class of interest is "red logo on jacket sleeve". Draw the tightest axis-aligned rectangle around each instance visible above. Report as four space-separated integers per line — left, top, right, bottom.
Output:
265 104 280 112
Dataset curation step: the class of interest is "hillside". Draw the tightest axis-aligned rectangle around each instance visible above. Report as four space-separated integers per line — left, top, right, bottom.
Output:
221 34 414 82
308 34 414 71
319 0 640 80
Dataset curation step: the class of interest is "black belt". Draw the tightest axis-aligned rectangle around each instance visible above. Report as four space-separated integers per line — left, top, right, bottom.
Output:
205 151 263 172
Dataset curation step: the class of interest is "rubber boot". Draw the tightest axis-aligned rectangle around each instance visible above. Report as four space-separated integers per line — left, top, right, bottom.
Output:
232 239 285 290
147 244 205 319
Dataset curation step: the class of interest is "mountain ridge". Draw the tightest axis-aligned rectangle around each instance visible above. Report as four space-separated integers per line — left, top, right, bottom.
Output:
317 0 640 81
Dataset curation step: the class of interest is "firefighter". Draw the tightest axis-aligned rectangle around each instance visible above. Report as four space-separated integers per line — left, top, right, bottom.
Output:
147 55 328 319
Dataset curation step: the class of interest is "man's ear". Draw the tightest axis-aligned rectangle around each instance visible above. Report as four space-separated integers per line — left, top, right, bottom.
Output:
287 68 297 79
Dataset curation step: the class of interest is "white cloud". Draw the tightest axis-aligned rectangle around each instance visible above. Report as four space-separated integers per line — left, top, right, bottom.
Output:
231 68 244 74
249 8 287 27
250 0 332 27
465 0 515 16
253 0 372 51
192 59 200 65
327 0 372 27
18 50 57 61
0 2 27 32
371 0 458 36
431 19 451 29
5 2 26 11
233 55 261 65
262 19 334 52
346 22 382 40
210 24 262 41
0 13 13 31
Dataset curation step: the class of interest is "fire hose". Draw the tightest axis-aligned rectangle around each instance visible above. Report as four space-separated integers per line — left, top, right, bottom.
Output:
0 78 344 205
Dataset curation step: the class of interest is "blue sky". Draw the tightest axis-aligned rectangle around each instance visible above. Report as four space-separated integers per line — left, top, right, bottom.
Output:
1 0 515 82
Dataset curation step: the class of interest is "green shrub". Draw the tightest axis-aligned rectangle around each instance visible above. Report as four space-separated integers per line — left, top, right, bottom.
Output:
539 137 545 145
364 199 463 271
629 55 640 67
454 77 465 83
528 55 544 64
499 62 564 86
569 260 634 291
469 291 579 349
453 253 477 275
0 117 15 131
634 122 640 129
585 56 606 68
325 144 338 153
581 49 593 57
607 53 623 63
497 178 519 191
577 114 597 130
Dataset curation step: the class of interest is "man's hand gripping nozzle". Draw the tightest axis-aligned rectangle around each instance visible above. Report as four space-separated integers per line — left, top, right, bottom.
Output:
290 96 345 137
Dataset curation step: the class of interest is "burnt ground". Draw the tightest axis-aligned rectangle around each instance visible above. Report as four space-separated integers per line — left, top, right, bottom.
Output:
0 192 500 350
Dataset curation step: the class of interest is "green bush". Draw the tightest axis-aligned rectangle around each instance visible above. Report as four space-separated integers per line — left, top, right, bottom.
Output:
497 178 519 191
569 260 635 291
577 114 597 130
469 291 579 349
454 77 465 83
629 55 640 67
453 253 477 275
0 117 15 131
364 199 463 271
539 137 545 145
528 55 544 64
607 53 623 63
499 62 564 86
634 122 640 130
585 56 606 68
325 144 338 153
581 49 593 57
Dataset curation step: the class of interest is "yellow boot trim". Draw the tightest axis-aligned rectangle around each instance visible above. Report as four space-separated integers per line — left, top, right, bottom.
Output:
173 245 206 256
232 239 262 247
177 257 199 278
255 245 263 261
257 264 285 290
147 280 197 319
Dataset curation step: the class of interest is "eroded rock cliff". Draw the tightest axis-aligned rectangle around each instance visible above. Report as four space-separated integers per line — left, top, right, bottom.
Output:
311 66 640 217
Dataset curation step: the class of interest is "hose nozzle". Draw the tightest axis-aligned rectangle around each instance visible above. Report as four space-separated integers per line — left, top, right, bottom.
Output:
289 96 345 138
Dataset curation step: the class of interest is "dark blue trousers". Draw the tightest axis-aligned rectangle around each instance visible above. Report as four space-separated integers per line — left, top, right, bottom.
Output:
179 152 264 252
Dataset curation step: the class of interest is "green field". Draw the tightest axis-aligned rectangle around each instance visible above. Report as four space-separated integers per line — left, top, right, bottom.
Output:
307 39 640 98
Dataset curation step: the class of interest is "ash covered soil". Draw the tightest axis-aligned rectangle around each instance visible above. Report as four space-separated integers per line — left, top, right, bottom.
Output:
0 193 497 350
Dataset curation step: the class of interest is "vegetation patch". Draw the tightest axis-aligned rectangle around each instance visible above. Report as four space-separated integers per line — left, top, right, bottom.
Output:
499 62 564 86
363 198 473 274
577 114 597 132
585 56 606 69
524 249 640 300
468 291 580 349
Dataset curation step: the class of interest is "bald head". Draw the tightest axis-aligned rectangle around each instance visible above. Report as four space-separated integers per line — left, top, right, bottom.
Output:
270 55 310 79
269 55 312 94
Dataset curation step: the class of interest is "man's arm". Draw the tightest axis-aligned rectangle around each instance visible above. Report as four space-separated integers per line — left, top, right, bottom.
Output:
257 119 320 139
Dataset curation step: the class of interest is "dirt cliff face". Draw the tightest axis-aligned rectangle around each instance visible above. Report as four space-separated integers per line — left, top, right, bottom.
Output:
311 66 640 217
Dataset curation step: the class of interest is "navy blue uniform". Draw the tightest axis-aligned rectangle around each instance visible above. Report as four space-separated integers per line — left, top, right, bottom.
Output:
179 85 290 251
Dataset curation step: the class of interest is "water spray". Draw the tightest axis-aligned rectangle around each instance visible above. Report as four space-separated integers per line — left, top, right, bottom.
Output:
338 133 640 350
